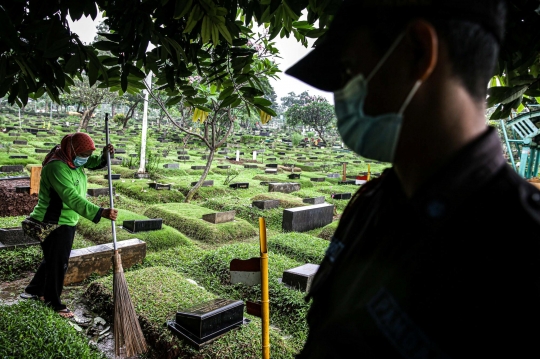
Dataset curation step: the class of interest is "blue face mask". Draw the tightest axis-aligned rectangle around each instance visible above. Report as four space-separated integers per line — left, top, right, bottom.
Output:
73 156 89 167
334 33 422 163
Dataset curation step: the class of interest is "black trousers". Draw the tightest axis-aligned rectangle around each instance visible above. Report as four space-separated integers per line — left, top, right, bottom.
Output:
25 225 76 311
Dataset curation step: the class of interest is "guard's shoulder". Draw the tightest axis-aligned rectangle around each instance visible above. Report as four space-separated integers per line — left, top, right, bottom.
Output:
494 166 540 225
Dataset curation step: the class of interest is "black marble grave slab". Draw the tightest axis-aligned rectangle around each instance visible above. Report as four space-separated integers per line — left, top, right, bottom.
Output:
168 299 244 349
229 182 249 189
122 219 162 233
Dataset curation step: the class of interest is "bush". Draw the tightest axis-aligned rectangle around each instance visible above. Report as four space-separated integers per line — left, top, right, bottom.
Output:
85 266 296 359
268 232 329 263
144 203 257 243
0 301 104 359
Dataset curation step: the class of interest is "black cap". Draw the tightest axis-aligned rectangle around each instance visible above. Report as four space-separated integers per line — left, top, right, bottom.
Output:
286 0 506 92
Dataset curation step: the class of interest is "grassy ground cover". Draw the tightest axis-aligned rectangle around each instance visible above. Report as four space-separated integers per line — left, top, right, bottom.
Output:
268 232 328 263
0 301 105 358
77 209 193 252
144 203 257 243
317 221 339 240
85 266 296 358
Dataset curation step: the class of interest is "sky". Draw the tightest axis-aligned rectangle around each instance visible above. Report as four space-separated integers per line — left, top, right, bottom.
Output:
67 14 334 105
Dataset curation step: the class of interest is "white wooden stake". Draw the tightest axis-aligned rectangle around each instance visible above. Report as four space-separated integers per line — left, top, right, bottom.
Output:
138 72 152 173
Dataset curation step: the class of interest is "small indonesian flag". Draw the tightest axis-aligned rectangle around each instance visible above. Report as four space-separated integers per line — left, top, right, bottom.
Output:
356 175 368 185
230 258 261 286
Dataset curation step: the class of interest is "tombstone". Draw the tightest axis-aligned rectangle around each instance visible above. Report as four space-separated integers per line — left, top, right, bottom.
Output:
178 156 190 160
267 157 277 161
353 160 362 164
244 164 258 169
177 150 188 154
265 168 278 175
129 153 138 157
229 183 249 189
338 180 357 185
110 159 122 165
303 196 325 205
332 193 352 200
122 219 163 233
43 142 57 146
164 163 179 169
282 203 334 232
259 181 269 186
0 165 24 173
148 183 171 190
15 186 30 193
65 239 146 285
266 164 278 168
34 148 49 153
8 132 20 136
310 177 325 182
252 200 280 210
87 188 114 197
115 149 127 154
288 173 301 179
191 166 206 170
0 227 39 248
309 157 318 160
282 264 320 292
104 174 121 180
327 173 340 178
167 299 245 349
13 140 27 145
217 165 230 169
297 157 307 160
202 211 236 224
190 180 214 187
269 182 300 194
278 152 286 155
9 155 28 159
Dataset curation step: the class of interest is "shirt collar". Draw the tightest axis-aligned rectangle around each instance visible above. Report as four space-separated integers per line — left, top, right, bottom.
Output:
387 127 507 220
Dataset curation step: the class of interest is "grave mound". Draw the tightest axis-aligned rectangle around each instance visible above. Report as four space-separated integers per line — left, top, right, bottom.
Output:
84 266 295 358
144 203 257 243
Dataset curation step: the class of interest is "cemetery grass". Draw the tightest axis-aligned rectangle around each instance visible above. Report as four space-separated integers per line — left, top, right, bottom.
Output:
85 266 297 359
0 301 105 359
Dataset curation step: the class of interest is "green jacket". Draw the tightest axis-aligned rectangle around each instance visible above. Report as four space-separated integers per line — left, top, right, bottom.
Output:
30 154 107 226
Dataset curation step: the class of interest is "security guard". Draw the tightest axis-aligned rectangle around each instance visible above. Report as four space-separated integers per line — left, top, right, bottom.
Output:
286 0 540 358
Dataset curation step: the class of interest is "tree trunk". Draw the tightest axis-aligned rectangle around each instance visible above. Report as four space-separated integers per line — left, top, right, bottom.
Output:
111 103 115 117
185 149 214 203
315 128 326 147
78 106 97 132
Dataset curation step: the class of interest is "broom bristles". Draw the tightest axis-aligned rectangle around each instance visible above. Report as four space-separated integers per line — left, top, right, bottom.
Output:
113 251 147 357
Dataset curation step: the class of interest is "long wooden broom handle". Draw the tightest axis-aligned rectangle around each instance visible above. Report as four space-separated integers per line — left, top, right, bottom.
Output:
104 114 118 251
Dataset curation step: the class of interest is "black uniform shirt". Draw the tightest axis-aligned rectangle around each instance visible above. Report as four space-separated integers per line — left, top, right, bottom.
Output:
298 128 540 358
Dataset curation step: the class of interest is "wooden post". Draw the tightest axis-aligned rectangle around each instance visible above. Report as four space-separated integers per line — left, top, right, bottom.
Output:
342 162 347 182
30 166 42 195
259 217 270 359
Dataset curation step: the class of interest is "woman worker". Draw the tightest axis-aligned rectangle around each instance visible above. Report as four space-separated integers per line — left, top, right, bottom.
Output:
20 132 117 319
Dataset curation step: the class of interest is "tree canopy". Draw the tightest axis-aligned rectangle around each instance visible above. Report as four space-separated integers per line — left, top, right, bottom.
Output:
285 94 335 143
1 0 540 120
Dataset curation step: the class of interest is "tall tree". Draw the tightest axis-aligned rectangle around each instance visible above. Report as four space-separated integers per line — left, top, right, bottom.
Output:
285 96 336 144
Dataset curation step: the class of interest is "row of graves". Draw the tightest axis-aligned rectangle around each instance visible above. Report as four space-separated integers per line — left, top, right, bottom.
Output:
0 110 389 357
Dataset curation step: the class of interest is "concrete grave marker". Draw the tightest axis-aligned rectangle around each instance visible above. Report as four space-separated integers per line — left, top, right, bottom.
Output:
202 211 236 224
87 188 114 197
269 182 300 194
282 264 320 292
252 200 280 210
122 219 163 232
282 203 334 232
303 196 325 205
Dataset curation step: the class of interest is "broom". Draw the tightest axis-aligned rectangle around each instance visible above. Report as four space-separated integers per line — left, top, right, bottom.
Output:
105 113 148 357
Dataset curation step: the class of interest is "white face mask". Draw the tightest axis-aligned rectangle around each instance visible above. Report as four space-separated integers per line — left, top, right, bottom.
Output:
334 33 422 163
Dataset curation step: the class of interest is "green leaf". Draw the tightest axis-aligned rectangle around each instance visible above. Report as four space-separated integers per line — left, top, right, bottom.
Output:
218 86 234 101
254 103 277 116
93 40 118 52
487 85 528 108
220 94 239 107
166 96 183 106
253 97 272 106
174 0 193 19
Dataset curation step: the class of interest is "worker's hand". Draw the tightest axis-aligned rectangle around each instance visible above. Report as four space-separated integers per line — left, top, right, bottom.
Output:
102 144 115 156
102 208 118 221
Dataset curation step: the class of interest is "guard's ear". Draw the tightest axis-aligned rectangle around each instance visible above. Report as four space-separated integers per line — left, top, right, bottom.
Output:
407 19 438 82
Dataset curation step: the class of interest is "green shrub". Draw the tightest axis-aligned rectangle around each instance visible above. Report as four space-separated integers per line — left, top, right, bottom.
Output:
0 301 104 359
85 266 296 359
77 209 193 252
268 232 328 263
